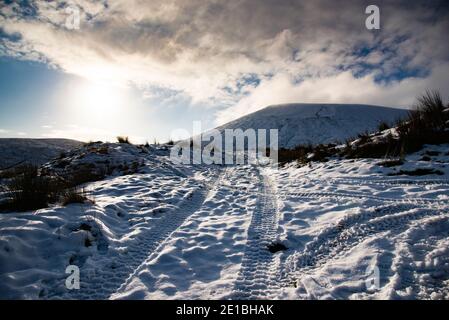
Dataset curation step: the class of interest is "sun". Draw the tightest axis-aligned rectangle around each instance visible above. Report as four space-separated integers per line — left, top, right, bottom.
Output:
76 81 124 116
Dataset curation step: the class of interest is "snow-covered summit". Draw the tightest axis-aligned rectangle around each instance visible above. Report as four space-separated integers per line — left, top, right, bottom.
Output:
215 104 408 149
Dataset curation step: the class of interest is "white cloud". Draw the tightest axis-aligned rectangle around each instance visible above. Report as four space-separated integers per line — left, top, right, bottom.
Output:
1 0 448 126
216 63 449 125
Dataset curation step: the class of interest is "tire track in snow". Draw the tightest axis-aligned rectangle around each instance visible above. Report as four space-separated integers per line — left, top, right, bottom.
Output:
326 177 449 186
59 168 225 300
190 181 444 205
230 167 282 299
281 203 448 291
391 215 449 299
281 191 445 206
109 166 231 298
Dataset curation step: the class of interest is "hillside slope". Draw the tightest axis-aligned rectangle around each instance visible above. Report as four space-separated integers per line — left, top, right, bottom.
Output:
215 104 407 149
0 138 83 169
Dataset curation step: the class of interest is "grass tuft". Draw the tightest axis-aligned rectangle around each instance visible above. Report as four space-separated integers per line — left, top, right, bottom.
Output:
117 136 131 144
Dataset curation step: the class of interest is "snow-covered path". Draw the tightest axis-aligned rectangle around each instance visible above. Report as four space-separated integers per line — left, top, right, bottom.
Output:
111 165 265 299
59 168 222 299
1 144 449 300
270 152 449 299
230 170 283 299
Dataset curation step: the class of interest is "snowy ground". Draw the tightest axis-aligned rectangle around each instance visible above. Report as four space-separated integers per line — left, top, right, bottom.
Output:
0 138 82 168
0 143 448 300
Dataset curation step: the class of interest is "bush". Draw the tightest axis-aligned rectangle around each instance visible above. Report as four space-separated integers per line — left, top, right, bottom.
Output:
97 146 109 155
357 131 371 144
0 165 62 212
377 159 404 167
117 136 131 144
378 121 390 131
66 165 106 186
277 143 338 165
0 164 100 212
278 145 313 165
61 188 89 206
0 164 32 179
395 90 448 152
344 90 449 159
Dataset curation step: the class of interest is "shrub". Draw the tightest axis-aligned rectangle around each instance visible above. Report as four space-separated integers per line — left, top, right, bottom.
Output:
66 165 106 187
0 164 100 212
377 159 404 167
117 136 131 144
344 90 449 159
97 146 109 155
395 90 449 153
357 131 371 144
414 90 446 130
378 121 390 131
0 165 62 212
277 143 338 165
85 141 103 146
0 164 32 179
278 145 312 165
61 188 90 206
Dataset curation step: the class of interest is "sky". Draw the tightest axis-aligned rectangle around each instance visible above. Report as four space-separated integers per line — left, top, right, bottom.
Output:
0 0 448 143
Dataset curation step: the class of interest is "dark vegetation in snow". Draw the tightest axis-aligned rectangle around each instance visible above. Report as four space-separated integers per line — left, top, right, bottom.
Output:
388 168 444 176
378 159 404 167
0 164 93 212
61 187 91 206
117 136 131 144
0 142 148 212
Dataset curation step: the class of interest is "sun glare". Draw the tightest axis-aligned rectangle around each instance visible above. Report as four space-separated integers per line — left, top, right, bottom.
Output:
76 82 124 116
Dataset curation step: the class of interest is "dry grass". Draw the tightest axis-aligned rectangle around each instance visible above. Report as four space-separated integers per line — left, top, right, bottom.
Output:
117 136 131 144
276 90 449 164
61 188 91 206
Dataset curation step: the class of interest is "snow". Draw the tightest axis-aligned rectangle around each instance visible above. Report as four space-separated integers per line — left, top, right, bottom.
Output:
269 144 449 299
215 104 407 148
1 141 448 300
0 138 82 169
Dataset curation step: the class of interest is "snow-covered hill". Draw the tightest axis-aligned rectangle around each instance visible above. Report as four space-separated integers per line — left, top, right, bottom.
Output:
0 138 83 169
215 104 408 149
